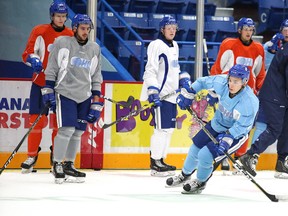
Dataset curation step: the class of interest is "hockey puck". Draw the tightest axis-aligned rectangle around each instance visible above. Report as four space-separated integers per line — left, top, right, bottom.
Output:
32 169 37 173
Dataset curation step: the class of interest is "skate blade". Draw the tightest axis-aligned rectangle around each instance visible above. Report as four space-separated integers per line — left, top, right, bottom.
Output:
150 170 175 177
165 183 184 188
21 167 33 174
181 189 203 195
274 172 288 179
54 178 65 184
222 170 232 176
64 176 85 183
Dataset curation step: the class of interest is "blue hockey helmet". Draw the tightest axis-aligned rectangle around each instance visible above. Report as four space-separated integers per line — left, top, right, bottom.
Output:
49 1 68 17
237 17 255 31
71 14 94 29
159 15 178 30
228 64 250 84
280 19 288 31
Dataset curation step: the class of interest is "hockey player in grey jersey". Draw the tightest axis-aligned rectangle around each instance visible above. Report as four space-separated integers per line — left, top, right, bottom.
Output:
140 15 192 177
42 14 103 184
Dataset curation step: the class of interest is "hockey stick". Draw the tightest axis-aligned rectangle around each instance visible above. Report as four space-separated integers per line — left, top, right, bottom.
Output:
187 106 288 202
100 95 134 108
99 90 180 130
0 104 50 175
203 38 211 75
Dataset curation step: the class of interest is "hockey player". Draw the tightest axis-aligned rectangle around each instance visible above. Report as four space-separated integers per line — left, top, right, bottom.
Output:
263 19 288 71
166 64 259 194
42 14 103 184
239 42 288 179
21 2 73 173
210 17 266 172
140 15 189 177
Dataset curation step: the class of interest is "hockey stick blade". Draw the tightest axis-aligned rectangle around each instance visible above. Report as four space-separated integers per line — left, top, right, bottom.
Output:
186 107 281 202
101 95 134 108
0 104 50 175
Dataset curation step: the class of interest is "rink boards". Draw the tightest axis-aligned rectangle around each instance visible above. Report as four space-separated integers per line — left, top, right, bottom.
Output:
0 80 278 170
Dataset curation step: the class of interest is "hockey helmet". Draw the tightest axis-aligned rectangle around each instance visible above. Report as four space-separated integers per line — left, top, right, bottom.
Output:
237 17 255 31
49 1 68 17
228 64 250 84
71 14 94 29
159 15 178 30
280 19 288 31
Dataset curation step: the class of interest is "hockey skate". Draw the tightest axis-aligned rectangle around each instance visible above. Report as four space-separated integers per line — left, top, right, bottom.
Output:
274 156 288 179
161 158 176 171
150 158 175 177
182 179 207 194
21 147 41 174
63 161 86 183
52 162 65 184
239 153 259 177
166 172 191 187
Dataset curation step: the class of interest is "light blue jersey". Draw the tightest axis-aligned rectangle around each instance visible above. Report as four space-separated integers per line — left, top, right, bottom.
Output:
191 75 259 139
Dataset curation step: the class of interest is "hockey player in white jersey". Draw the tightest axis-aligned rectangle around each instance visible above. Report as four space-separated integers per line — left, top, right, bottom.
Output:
140 15 191 176
166 64 259 194
42 14 103 184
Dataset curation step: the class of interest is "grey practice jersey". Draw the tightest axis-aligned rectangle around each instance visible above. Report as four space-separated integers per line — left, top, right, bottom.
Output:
45 36 103 103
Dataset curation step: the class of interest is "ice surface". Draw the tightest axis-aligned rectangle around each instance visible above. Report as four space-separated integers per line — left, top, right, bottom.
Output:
0 170 287 215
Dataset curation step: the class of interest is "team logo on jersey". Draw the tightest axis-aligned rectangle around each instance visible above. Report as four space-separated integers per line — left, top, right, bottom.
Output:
236 56 253 67
218 103 233 118
71 57 91 69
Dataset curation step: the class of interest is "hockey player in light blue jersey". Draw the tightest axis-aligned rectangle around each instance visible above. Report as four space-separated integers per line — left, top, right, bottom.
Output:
166 64 259 194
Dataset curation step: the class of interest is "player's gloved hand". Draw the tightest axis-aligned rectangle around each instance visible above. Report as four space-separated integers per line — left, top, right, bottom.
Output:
27 55 43 73
179 71 192 89
217 133 234 156
207 90 218 106
147 86 162 108
268 33 284 52
87 102 104 123
176 87 196 110
41 86 56 110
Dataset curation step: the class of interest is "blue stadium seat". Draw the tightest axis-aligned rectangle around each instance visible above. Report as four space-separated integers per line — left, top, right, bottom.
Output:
257 0 288 33
155 0 186 15
176 14 197 41
119 12 158 40
128 0 158 13
97 11 127 56
205 16 237 42
118 40 147 80
99 0 130 12
184 0 216 16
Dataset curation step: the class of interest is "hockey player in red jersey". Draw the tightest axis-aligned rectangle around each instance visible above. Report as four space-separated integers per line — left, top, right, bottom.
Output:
210 17 266 172
21 1 73 173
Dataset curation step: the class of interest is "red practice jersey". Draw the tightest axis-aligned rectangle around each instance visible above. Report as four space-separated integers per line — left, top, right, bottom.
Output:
22 24 73 86
210 38 266 94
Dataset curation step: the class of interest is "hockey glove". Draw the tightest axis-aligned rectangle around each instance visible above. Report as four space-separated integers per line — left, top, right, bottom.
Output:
176 87 196 110
268 33 284 53
217 133 234 156
179 71 192 89
41 86 56 110
147 86 162 108
207 90 218 106
27 55 43 73
87 102 104 123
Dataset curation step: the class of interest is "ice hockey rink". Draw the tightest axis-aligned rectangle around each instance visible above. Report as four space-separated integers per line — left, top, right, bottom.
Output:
0 169 287 216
